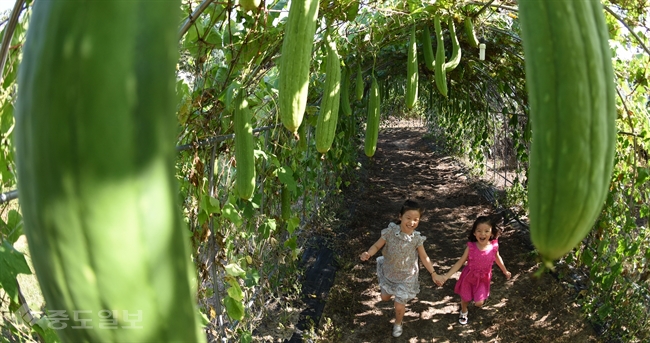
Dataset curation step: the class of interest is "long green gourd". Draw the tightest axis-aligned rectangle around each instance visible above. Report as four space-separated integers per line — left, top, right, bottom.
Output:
421 25 436 71
464 16 479 48
444 17 461 71
234 92 256 200
433 15 448 97
355 64 364 101
405 25 418 109
520 0 616 266
315 35 341 153
340 65 352 116
278 0 320 134
364 75 380 157
14 1 205 342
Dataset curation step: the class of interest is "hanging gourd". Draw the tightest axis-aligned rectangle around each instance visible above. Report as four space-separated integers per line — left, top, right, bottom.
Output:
364 75 380 157
355 63 364 101
464 16 479 48
315 35 342 154
278 0 320 134
519 0 616 265
234 92 256 200
420 24 436 71
444 17 461 71
340 65 352 116
433 15 448 97
406 25 418 109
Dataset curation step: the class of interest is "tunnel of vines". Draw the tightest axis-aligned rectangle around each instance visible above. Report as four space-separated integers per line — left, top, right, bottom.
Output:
0 0 648 342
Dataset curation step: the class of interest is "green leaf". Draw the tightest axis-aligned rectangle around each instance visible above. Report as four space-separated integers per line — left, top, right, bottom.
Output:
1 210 23 244
197 211 209 225
204 27 222 46
222 203 243 227
239 330 253 343
635 167 649 186
286 216 300 235
199 310 210 326
0 241 32 303
345 1 359 22
277 166 297 193
201 195 221 215
269 154 281 168
209 196 221 212
225 81 242 112
224 295 245 321
227 280 244 301
242 200 255 219
251 192 262 209
603 274 616 291
597 303 613 320
225 263 246 277
245 268 260 287
581 248 593 266
610 262 622 277
258 218 277 239
284 236 297 250
33 317 62 343
182 27 199 54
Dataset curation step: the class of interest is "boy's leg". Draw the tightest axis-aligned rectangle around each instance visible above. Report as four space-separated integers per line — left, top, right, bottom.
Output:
380 291 392 302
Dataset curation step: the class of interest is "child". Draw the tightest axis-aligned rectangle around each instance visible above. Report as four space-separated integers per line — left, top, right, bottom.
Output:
359 199 444 337
439 214 511 325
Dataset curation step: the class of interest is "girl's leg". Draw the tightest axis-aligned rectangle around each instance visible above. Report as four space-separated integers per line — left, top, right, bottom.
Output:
460 300 470 313
458 299 470 325
474 300 484 308
394 301 406 325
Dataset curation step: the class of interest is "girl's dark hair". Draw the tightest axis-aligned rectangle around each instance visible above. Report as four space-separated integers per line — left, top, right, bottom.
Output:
400 199 423 216
396 199 423 224
468 212 504 242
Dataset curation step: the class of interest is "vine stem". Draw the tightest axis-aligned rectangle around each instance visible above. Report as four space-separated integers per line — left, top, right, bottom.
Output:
178 0 215 39
464 1 517 13
0 0 26 84
603 5 650 57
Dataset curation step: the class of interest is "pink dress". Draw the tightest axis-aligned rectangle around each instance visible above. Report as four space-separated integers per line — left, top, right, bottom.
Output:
454 240 499 302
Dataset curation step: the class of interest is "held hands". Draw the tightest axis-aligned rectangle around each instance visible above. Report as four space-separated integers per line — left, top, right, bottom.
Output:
504 270 512 280
360 251 370 261
432 273 446 287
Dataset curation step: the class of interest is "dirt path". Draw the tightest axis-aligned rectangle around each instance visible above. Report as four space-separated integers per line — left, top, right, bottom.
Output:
319 126 600 342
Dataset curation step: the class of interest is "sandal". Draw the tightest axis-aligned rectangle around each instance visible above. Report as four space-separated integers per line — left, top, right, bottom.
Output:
458 311 468 325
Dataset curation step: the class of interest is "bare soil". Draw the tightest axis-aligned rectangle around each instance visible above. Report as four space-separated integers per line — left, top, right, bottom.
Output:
314 126 601 342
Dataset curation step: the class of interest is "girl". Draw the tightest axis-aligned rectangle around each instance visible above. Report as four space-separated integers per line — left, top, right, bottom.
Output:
440 214 511 325
359 199 444 337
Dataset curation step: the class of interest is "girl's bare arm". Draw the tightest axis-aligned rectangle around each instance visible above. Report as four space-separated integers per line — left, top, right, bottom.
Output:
495 251 511 279
418 246 445 286
417 245 439 276
360 238 386 261
443 247 469 281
